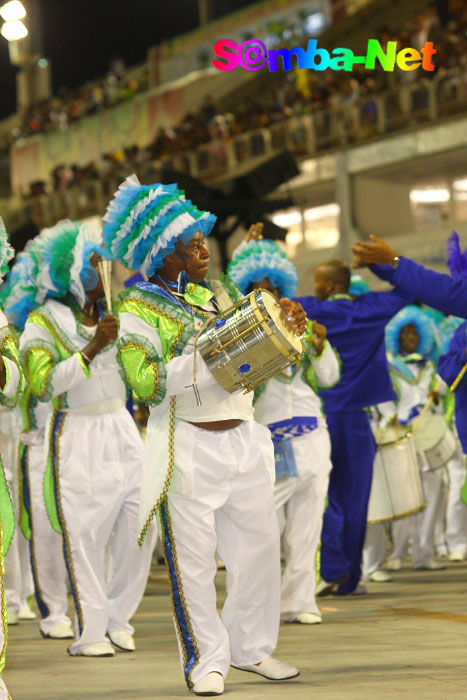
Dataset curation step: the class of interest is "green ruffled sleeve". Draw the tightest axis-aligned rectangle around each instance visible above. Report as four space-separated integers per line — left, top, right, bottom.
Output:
118 333 167 406
0 329 25 407
118 291 189 406
21 340 59 402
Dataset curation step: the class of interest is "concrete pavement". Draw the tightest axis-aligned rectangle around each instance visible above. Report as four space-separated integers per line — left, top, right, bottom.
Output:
5 560 467 700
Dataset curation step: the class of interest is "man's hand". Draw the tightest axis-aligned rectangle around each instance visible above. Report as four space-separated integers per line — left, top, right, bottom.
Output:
351 234 401 268
245 221 264 242
430 389 440 406
311 321 327 355
280 298 308 336
83 315 119 364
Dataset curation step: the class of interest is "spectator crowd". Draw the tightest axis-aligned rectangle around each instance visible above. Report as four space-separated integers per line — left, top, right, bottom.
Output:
4 0 466 199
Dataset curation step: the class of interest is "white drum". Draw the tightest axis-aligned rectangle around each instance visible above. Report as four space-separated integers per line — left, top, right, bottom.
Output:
414 413 457 471
368 429 426 524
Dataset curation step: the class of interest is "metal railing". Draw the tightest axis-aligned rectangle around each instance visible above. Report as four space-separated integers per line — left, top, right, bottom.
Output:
162 68 467 179
11 67 467 230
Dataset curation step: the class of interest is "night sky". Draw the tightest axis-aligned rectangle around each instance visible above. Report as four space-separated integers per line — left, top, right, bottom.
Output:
0 0 258 118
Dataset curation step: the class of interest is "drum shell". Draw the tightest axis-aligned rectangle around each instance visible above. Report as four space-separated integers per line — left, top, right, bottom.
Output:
368 433 426 524
414 413 457 470
422 428 457 470
197 290 303 393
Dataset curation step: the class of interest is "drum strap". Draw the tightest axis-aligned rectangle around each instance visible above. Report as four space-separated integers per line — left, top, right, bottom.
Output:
210 279 235 313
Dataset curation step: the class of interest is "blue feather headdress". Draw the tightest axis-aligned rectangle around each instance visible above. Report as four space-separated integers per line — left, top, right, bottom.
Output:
439 315 465 354
350 274 370 296
0 219 110 326
0 246 44 330
227 238 298 298
386 305 437 359
34 220 110 306
103 174 217 275
447 231 467 279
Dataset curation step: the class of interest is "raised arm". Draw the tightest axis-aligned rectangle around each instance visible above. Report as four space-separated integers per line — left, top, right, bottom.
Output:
352 234 467 319
304 321 341 389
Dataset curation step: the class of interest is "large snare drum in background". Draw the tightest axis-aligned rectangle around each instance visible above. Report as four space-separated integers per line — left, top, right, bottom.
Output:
198 289 304 393
414 413 457 471
368 429 426 524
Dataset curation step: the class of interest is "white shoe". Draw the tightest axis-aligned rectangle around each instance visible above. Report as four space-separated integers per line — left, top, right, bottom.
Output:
108 630 135 652
7 611 18 626
68 642 115 657
193 672 224 696
414 560 446 571
18 605 37 620
232 656 299 680
448 551 466 562
369 570 392 583
41 624 74 639
283 612 322 624
385 558 402 571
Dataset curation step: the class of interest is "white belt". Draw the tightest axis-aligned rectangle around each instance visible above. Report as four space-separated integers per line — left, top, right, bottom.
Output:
65 398 125 415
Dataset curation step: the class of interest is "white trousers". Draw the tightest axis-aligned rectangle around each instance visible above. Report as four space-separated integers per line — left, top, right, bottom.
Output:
390 467 443 568
362 523 388 578
0 413 34 615
434 448 467 556
274 427 332 618
159 419 280 688
23 435 71 634
51 408 154 653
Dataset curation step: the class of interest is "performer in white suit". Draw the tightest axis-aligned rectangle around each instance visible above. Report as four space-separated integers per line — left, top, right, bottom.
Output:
227 232 340 623
0 246 72 639
378 306 446 571
19 220 154 657
105 178 304 696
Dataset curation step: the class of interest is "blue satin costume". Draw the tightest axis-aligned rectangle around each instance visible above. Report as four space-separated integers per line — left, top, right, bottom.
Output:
295 269 412 592
437 323 467 454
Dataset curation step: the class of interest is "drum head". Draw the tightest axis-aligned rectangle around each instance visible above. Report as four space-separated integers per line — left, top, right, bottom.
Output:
414 413 447 452
373 426 409 446
260 290 303 353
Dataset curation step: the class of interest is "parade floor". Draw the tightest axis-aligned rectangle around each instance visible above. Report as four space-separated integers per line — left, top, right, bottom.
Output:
5 560 467 700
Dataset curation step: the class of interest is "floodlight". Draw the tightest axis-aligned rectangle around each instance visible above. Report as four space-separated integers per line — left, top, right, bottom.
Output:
1 19 28 40
0 1 26 22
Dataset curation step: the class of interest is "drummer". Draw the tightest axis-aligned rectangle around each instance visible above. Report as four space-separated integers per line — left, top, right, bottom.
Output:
227 230 340 625
379 306 446 571
104 177 305 697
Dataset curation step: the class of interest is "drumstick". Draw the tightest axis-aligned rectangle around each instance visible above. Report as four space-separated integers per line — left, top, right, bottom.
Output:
98 260 113 312
412 378 442 433
450 361 467 392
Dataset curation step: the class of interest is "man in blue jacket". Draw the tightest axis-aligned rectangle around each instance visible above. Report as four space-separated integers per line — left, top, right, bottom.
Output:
295 260 412 594
438 322 467 454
